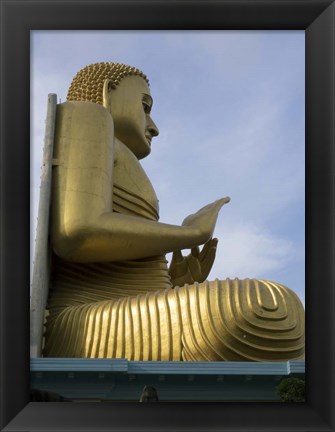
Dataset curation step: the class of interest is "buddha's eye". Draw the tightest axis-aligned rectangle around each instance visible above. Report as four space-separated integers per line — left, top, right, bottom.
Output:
142 101 151 114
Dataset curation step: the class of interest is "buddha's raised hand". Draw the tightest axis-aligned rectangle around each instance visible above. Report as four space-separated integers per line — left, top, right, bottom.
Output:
168 198 230 286
168 238 218 286
182 197 230 244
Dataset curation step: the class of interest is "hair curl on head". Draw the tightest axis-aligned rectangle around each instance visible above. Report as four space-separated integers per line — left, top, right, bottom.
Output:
66 62 149 105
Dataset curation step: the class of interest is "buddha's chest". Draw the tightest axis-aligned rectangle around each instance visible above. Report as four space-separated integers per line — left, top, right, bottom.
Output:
112 141 159 220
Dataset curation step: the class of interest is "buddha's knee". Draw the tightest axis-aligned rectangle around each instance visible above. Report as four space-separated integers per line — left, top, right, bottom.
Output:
179 279 305 362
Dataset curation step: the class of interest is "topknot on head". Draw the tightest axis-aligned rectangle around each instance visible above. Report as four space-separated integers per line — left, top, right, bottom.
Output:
67 62 149 105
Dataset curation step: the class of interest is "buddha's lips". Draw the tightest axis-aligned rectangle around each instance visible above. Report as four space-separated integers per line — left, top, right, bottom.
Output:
145 135 152 145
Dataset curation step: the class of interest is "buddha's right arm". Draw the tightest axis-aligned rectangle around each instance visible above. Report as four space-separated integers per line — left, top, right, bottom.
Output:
53 212 209 262
51 101 220 263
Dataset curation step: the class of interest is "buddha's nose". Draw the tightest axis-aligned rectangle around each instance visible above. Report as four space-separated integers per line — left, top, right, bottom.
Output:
147 117 159 137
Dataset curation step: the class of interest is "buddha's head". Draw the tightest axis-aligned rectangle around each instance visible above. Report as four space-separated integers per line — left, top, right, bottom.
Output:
67 62 159 159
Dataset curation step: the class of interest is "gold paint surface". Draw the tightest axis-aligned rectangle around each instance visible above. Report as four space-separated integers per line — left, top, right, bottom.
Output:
43 62 305 361
44 278 304 361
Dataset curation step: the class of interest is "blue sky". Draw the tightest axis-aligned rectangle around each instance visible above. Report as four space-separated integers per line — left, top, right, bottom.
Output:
31 31 305 304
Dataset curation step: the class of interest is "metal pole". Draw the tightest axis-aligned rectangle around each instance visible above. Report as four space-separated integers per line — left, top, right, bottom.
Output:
30 94 57 357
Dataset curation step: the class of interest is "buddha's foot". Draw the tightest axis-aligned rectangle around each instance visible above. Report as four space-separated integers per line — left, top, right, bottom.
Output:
43 278 305 361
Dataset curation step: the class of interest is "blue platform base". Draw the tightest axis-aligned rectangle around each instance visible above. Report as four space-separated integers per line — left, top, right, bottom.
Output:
31 358 305 402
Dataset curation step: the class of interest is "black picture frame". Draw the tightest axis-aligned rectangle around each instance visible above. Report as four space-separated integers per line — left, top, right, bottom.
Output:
1 1 334 431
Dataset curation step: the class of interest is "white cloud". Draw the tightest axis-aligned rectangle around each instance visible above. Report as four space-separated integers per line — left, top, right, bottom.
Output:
212 222 294 279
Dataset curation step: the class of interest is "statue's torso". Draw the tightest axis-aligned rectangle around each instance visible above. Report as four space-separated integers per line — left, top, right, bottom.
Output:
112 139 159 221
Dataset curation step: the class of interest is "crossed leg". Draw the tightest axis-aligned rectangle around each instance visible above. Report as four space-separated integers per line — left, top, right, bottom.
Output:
43 278 305 361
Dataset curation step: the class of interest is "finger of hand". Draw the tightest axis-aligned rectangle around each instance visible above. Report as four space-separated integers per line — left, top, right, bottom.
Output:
188 197 229 218
219 196 231 205
199 238 218 260
195 200 220 215
169 261 188 278
200 238 212 257
199 239 217 263
200 241 217 267
191 246 200 257
172 250 184 263
171 268 193 287
201 248 217 279
187 254 203 282
169 251 188 279
214 197 230 211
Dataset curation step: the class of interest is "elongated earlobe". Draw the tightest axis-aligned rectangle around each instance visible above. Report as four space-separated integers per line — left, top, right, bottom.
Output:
102 79 113 109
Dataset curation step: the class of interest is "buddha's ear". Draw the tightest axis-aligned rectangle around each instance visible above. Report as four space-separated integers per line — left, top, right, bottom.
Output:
102 79 114 109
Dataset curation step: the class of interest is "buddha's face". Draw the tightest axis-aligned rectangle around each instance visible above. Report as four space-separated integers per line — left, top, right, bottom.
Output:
105 75 159 159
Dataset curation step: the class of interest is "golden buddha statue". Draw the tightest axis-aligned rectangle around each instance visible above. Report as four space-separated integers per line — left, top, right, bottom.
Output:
43 62 305 361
